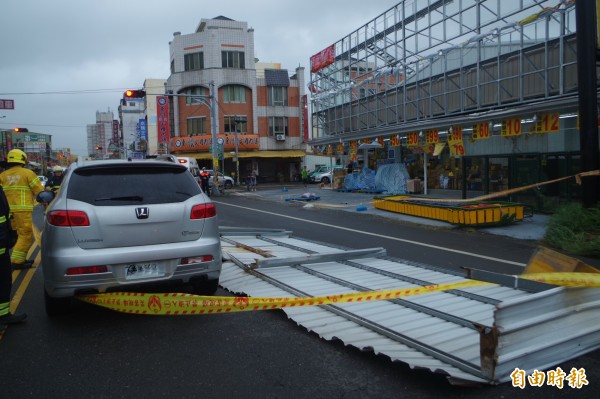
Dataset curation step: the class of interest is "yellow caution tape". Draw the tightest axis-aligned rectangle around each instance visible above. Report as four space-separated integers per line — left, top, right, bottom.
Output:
77 273 600 316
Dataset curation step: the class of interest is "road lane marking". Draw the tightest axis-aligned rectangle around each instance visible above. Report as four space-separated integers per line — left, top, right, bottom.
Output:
214 200 527 267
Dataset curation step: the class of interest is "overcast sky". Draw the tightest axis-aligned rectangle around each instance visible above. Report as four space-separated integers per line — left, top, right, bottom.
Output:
0 0 400 156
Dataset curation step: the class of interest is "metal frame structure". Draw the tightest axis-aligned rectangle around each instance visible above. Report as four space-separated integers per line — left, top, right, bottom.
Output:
310 0 579 145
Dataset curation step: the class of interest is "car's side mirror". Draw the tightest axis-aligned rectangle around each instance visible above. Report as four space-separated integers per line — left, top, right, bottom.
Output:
37 190 55 204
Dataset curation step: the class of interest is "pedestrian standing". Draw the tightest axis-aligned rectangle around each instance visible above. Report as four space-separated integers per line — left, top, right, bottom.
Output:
301 166 309 188
346 161 354 174
200 167 210 197
250 168 258 191
0 149 44 269
0 185 27 331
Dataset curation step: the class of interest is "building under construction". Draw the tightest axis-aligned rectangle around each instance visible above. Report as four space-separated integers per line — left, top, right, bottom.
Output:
309 0 596 211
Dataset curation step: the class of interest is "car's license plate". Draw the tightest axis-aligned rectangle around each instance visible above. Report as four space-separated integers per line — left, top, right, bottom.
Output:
124 262 165 280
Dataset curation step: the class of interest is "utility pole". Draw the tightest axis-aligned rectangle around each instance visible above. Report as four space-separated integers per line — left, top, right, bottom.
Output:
234 117 241 186
209 81 220 196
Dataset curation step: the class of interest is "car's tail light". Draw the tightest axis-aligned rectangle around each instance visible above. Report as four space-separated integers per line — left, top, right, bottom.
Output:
66 265 108 275
181 255 214 264
190 203 216 219
47 210 90 226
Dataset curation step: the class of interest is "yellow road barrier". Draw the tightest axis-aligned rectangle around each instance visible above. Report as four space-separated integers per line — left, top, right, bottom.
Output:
77 273 600 316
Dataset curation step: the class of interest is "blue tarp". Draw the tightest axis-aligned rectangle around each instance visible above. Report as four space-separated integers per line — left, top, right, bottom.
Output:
343 164 410 195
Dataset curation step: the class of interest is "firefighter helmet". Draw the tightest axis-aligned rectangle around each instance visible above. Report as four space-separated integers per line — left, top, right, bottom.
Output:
52 166 64 173
7 149 28 164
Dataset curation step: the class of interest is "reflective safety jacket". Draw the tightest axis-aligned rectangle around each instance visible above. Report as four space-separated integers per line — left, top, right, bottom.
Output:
46 174 64 193
0 165 45 212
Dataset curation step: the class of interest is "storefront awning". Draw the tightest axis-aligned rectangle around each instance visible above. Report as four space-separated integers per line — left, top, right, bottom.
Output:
175 150 306 160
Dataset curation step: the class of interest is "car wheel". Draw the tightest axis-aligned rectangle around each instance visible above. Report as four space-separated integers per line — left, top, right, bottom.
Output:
192 279 219 296
224 181 233 189
321 176 331 184
44 289 72 316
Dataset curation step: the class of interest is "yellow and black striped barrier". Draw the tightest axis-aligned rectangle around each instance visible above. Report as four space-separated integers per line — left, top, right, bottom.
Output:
373 170 599 227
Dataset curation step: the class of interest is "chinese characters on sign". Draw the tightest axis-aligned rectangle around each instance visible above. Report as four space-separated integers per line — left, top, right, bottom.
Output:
0 99 14 109
510 367 588 389
407 132 419 147
310 44 335 73
502 118 522 137
532 112 560 133
156 96 170 143
425 129 439 144
448 126 465 157
472 122 491 140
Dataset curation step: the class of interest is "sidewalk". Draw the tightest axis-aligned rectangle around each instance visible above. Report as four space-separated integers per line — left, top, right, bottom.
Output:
224 182 550 241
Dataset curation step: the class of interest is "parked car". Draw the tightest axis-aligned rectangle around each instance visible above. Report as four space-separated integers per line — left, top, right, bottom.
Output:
36 159 222 315
206 170 234 189
38 175 48 187
309 165 344 184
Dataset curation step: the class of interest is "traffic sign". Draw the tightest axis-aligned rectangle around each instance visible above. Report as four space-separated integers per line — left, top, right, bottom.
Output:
0 99 14 110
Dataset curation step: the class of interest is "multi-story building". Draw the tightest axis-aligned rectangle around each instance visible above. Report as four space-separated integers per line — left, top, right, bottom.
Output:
118 94 146 159
165 16 306 183
86 110 116 158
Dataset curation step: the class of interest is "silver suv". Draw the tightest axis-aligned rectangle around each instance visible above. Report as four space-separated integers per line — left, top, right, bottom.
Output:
37 159 222 315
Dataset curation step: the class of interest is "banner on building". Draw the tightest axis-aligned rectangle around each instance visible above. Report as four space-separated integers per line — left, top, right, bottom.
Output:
139 119 147 141
170 134 260 151
310 44 335 73
157 96 170 143
112 120 119 144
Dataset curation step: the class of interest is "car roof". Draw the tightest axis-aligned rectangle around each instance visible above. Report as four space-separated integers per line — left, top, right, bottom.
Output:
73 158 188 171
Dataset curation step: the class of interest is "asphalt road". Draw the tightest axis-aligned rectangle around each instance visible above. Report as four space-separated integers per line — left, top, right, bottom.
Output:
0 195 598 399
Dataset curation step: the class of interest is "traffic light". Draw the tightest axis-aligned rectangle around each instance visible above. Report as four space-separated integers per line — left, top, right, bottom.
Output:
124 89 146 98
13 127 29 132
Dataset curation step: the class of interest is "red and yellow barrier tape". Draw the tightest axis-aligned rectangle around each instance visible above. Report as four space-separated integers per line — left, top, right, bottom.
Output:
77 273 600 316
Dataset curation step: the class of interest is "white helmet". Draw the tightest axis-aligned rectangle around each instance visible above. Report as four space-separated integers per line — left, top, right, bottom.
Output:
52 166 64 173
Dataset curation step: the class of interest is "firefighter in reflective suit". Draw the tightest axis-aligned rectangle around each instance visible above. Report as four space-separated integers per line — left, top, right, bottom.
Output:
0 149 44 269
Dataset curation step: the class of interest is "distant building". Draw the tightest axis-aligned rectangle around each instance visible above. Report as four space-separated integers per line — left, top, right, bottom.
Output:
165 16 307 183
87 110 116 158
118 94 146 159
143 78 167 156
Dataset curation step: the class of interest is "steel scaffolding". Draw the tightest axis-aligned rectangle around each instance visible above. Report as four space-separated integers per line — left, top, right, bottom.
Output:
309 0 579 145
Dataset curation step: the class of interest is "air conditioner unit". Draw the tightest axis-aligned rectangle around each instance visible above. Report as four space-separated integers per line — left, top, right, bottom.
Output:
275 134 286 141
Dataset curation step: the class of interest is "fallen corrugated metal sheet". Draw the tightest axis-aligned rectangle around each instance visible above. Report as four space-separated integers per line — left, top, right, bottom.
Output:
218 228 600 385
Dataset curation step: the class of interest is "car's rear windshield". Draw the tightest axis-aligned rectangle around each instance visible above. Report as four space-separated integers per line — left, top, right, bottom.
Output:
67 165 202 205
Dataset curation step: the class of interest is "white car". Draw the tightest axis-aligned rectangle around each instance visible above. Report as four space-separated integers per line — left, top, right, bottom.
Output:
206 170 234 189
309 166 344 184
